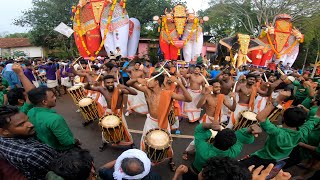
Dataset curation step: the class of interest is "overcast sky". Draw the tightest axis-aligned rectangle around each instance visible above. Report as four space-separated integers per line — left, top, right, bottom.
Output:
0 0 208 34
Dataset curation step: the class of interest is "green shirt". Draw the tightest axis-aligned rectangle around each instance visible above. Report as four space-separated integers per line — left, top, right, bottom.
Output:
193 124 254 172
301 97 312 109
1 79 9 94
300 124 320 159
27 107 75 151
293 80 309 100
252 118 319 160
19 102 34 115
308 106 318 118
197 56 203 64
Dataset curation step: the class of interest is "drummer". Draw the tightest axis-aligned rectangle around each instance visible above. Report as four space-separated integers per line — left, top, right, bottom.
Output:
126 72 192 171
182 79 236 160
85 75 137 150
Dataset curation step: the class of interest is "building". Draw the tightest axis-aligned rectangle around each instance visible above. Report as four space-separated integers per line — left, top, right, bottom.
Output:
0 38 44 58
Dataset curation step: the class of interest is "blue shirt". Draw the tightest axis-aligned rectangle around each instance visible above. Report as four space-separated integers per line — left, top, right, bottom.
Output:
2 64 22 89
210 70 220 79
121 61 129 78
39 64 58 80
236 69 250 80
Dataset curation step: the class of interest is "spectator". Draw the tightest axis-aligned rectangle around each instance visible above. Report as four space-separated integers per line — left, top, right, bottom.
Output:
267 60 276 72
210 66 220 79
2 60 22 89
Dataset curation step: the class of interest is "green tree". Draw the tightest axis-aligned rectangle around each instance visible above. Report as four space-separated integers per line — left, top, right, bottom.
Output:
5 32 30 38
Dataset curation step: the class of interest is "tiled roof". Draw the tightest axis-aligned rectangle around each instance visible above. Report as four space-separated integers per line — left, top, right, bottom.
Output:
0 38 32 48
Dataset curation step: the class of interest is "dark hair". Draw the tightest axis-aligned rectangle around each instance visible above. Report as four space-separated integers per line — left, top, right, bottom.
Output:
79 60 87 65
283 107 307 128
223 70 231 76
195 65 202 69
106 62 114 70
209 79 220 86
7 88 25 106
50 149 93 180
134 61 142 65
103 75 115 80
91 65 99 71
202 157 252 180
246 73 256 80
24 61 32 67
0 106 20 128
27 87 51 106
150 72 164 86
121 158 145 176
213 129 237 151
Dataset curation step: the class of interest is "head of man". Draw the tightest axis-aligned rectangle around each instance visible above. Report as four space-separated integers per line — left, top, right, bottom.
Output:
282 107 307 129
147 72 164 89
80 60 88 69
110 59 117 65
103 75 115 92
145 60 150 67
0 106 35 137
105 62 114 72
134 61 141 70
91 65 99 72
209 79 221 94
212 129 237 151
7 88 26 106
24 61 32 70
121 158 145 176
222 70 231 81
28 87 57 108
246 74 256 86
194 65 201 74
198 157 251 180
49 149 95 180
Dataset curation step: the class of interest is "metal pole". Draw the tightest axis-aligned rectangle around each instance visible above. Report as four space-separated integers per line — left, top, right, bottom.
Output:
302 48 309 72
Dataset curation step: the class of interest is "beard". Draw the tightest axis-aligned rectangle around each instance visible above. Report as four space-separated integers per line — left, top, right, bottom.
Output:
107 86 114 92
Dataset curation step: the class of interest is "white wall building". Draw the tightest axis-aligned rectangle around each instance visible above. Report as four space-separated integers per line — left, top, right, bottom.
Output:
0 38 44 58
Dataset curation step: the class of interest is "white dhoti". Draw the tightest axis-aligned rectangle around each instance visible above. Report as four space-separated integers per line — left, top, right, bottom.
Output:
127 88 148 115
254 95 268 114
227 103 249 129
47 79 58 88
185 140 195 152
61 77 72 87
140 114 173 159
101 108 133 145
183 89 202 123
32 80 39 88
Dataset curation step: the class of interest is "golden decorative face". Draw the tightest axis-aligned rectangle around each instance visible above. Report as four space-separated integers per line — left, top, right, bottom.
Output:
173 5 187 35
237 34 251 55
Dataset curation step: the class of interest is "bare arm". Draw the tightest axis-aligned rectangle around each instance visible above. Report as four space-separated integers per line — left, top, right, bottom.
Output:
126 78 148 93
196 94 207 108
171 77 192 102
223 93 236 111
100 160 116 169
299 142 317 152
117 84 137 95
12 63 35 93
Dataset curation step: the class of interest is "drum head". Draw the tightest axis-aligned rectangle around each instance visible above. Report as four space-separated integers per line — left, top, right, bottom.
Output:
101 115 121 128
241 111 257 121
78 98 93 107
146 129 170 149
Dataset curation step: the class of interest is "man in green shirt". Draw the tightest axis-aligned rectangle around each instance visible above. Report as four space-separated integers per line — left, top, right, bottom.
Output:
27 87 77 151
188 122 260 178
240 91 320 167
292 79 310 105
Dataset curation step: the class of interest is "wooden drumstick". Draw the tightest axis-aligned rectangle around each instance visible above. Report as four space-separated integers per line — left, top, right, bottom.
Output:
88 60 93 71
232 81 238 93
95 72 102 81
78 62 84 70
148 70 164 82
116 70 120 84
71 56 82 66
200 73 213 94
264 73 268 82
163 67 178 85
277 67 284 75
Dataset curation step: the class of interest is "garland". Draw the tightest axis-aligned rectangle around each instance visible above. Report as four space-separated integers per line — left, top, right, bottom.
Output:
75 0 117 59
266 32 298 59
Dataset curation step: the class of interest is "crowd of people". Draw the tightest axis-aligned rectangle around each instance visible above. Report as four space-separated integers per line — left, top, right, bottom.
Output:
0 54 320 180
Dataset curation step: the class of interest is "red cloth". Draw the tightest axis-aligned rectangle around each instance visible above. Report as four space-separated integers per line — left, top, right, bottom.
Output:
268 62 276 71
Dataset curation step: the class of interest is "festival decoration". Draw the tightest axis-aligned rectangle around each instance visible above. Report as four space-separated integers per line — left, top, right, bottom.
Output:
251 14 304 67
218 34 265 68
72 0 140 59
153 4 208 62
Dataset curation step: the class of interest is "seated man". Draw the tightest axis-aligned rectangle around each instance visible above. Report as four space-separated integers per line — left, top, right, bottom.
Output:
240 91 320 167
46 149 95 180
187 123 260 179
99 149 161 180
0 105 57 179
27 87 78 151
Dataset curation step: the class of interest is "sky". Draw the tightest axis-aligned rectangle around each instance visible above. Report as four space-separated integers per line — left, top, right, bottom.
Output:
0 0 208 34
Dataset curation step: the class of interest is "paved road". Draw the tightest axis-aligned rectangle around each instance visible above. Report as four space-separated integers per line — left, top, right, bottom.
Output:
55 94 310 179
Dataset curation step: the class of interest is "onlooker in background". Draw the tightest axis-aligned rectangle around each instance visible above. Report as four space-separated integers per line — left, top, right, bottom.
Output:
115 47 121 61
39 59 61 97
210 66 220 79
2 60 22 89
23 61 39 87
236 65 250 81
267 60 276 72
203 55 209 67
120 58 130 85
196 53 203 65
60 62 72 94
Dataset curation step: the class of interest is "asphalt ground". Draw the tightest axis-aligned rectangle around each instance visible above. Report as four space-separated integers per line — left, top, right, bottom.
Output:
55 94 315 179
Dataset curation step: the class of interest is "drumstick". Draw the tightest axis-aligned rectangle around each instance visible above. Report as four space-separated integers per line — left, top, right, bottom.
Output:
71 56 82 66
200 73 213 94
277 67 284 75
116 70 120 84
163 67 178 85
148 70 164 82
79 62 84 70
232 81 238 93
176 62 179 73
264 73 268 82
95 72 102 81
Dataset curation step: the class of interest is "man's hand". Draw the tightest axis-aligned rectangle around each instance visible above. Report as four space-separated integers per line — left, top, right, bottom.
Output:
280 74 287 81
203 86 212 95
248 124 262 137
12 63 24 76
137 78 147 86
175 165 188 175
230 92 236 99
275 90 291 104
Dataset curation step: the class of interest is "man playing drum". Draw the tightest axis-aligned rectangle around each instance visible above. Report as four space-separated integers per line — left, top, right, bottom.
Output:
85 75 137 151
183 79 237 160
126 72 192 171
182 65 206 123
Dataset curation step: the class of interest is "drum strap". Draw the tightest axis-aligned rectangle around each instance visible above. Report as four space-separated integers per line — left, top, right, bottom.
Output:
248 87 257 111
214 94 225 122
157 90 173 129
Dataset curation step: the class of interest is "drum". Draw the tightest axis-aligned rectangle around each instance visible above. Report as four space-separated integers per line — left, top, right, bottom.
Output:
268 105 283 122
144 128 172 163
78 98 99 121
99 115 124 144
168 105 176 126
68 86 85 104
233 111 257 130
207 126 225 144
